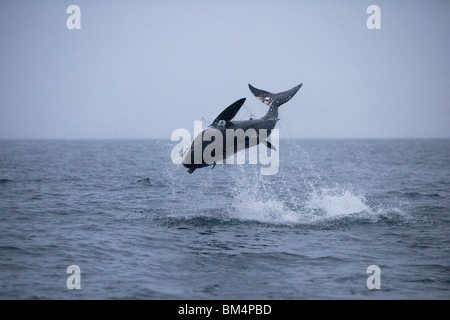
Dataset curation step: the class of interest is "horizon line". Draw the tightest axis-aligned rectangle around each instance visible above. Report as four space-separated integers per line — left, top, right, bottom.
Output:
1 137 449 141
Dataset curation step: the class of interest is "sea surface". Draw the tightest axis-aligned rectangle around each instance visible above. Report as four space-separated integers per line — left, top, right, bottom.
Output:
0 139 449 299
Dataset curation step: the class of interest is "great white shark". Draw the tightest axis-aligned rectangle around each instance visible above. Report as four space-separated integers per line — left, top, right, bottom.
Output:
182 83 303 173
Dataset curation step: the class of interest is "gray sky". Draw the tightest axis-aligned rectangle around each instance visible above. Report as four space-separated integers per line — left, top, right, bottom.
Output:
0 0 449 139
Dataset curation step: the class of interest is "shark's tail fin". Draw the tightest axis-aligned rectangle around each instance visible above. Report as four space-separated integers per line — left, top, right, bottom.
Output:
248 83 302 108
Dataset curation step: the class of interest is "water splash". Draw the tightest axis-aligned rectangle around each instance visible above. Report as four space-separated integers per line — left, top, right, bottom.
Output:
230 181 376 225
223 142 407 225
163 140 408 226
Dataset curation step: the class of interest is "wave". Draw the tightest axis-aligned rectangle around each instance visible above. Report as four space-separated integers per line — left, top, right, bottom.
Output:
135 177 169 188
386 191 441 199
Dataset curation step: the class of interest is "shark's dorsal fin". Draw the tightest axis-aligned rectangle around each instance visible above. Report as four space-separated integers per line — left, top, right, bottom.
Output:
211 98 246 126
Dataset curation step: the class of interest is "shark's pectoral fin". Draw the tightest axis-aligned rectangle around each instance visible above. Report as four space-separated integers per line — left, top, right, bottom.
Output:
212 162 216 170
262 139 277 151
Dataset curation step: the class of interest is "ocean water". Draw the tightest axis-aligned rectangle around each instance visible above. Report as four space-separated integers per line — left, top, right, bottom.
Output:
0 139 448 299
